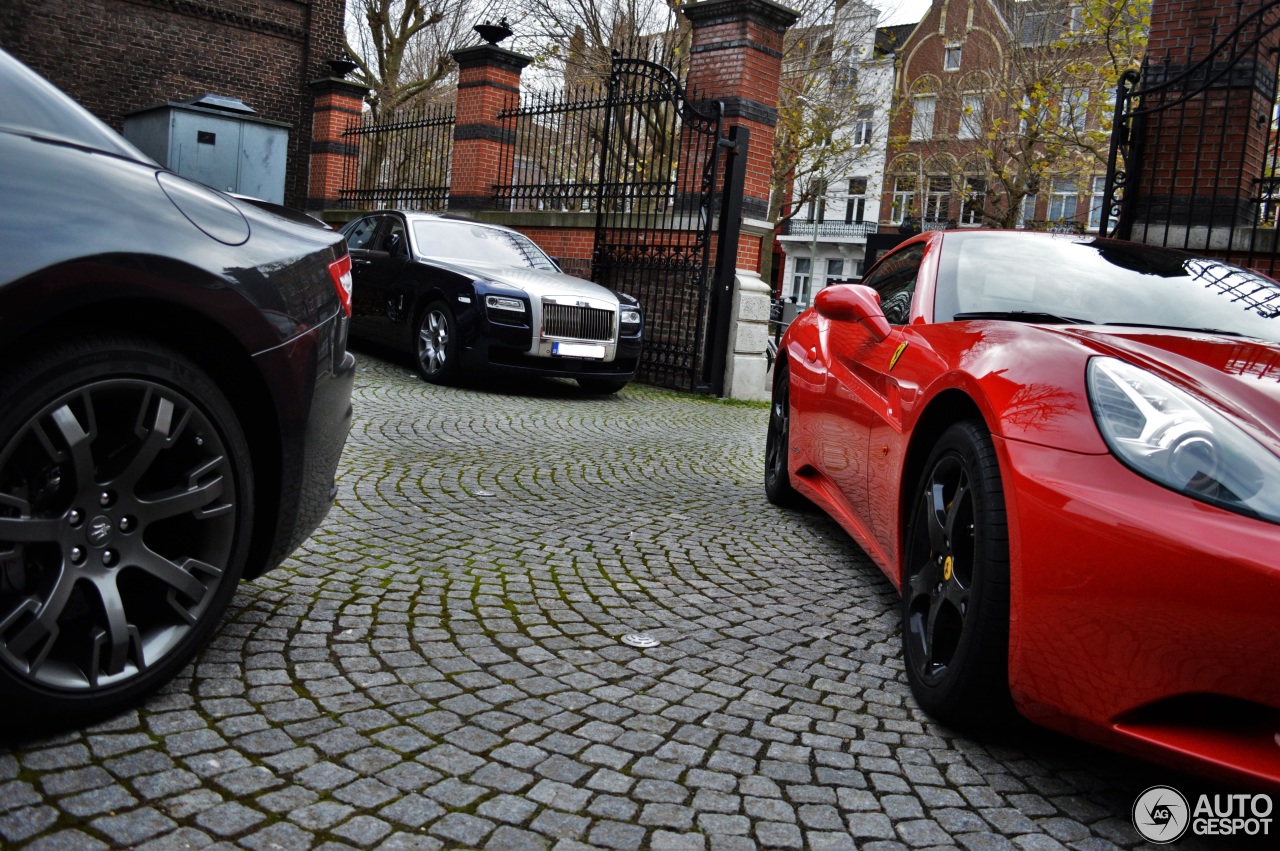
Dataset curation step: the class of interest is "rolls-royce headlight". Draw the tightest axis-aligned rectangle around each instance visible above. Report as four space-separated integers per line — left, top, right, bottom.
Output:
1087 356 1280 523
485 295 525 313
620 308 642 327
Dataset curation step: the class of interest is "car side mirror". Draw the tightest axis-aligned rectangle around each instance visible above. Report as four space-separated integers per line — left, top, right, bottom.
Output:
386 232 405 256
814 284 892 341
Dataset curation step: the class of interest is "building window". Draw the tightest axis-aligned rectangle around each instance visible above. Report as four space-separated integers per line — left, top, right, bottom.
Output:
1088 174 1106 230
806 177 828 223
962 178 986 225
1068 5 1084 33
959 94 984 140
1021 10 1052 46
1061 87 1089 132
845 177 868 223
891 177 916 224
790 257 812 305
853 107 874 146
911 95 936 140
1018 193 1038 228
833 64 858 89
944 45 962 71
924 176 950 221
1048 177 1078 222
825 258 846 286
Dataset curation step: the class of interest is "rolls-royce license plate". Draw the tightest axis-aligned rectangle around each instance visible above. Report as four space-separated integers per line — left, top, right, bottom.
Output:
552 342 605 359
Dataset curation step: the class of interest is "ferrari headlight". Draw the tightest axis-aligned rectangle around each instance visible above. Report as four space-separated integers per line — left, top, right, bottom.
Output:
485 295 525 313
1088 356 1280 523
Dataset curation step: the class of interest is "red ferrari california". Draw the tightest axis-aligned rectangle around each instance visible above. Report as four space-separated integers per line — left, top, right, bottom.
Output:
766 230 1280 790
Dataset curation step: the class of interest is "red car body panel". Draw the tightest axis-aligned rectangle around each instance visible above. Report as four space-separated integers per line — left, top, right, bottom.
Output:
780 230 1280 790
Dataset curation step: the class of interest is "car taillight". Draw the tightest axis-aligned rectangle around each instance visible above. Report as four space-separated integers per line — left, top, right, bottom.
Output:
328 253 353 317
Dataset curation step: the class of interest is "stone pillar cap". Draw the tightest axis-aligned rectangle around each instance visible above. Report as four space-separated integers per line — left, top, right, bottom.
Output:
450 44 533 73
681 0 800 28
308 76 370 97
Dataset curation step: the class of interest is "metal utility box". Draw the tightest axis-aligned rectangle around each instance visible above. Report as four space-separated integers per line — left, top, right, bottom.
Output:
123 94 291 202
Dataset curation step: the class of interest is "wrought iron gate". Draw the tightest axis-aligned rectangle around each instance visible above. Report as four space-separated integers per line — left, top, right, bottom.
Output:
1102 3 1280 274
590 53 741 394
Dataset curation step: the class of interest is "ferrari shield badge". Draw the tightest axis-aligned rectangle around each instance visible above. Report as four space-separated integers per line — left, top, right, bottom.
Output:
889 340 909 371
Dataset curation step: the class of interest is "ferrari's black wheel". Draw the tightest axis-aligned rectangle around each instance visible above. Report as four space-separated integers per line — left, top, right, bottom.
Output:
901 420 1013 729
416 301 460 384
577 377 628 394
765 360 804 507
0 337 253 724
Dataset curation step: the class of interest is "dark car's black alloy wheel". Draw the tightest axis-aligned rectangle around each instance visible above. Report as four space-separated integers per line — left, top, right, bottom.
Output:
765 361 803 507
901 420 1012 729
0 339 251 719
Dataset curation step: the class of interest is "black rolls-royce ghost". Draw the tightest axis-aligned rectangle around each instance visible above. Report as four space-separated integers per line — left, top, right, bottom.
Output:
341 212 643 393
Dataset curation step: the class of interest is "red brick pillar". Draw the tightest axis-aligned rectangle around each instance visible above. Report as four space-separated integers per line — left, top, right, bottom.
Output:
681 0 797 400
307 76 367 210
1138 0 1280 227
681 0 798 270
449 44 532 211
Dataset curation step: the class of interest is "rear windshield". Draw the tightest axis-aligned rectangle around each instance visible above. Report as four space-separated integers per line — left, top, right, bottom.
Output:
937 233 1280 341
411 220 558 271
0 49 151 162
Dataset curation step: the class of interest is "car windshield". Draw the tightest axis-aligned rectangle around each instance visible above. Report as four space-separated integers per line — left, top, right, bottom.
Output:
0 48 152 162
412 220 558 271
936 233 1280 342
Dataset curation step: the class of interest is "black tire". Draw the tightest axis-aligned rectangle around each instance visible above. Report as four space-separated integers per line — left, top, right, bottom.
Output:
901 420 1013 730
577 377 628 394
765 360 804 507
0 337 253 725
415 300 460 384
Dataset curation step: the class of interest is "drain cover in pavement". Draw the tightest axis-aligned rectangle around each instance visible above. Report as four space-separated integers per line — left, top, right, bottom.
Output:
621 633 659 648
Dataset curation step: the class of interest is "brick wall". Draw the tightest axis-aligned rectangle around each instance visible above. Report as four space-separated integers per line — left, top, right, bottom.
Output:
1137 0 1280 226
0 0 346 210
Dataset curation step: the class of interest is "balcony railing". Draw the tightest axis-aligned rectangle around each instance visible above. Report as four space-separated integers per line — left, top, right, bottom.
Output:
784 221 878 240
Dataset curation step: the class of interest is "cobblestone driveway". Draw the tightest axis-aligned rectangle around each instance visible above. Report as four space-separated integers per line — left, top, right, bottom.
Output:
0 354 1232 850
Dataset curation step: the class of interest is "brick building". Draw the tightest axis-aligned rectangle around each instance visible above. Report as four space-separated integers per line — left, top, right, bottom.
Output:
0 0 349 210
883 0 1145 233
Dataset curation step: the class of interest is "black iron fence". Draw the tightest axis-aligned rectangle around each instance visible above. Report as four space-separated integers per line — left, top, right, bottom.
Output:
339 102 454 211
1103 3 1280 273
590 54 733 394
493 86 608 212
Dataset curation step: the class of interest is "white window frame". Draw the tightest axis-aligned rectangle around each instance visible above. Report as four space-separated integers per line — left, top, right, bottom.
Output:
790 257 812 305
825 258 846 287
853 107 874 146
1061 87 1089 133
1018 193 1038 228
891 177 916 224
844 177 868 224
959 94 984 140
944 44 962 72
1088 174 1106 230
924 176 950 220
1048 177 1079 222
806 177 828 223
911 95 936 140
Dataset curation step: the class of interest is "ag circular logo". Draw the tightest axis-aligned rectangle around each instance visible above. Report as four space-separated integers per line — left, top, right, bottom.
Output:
1133 785 1190 844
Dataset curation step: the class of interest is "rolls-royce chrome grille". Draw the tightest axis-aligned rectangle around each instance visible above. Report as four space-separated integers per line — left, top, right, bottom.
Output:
542 302 614 341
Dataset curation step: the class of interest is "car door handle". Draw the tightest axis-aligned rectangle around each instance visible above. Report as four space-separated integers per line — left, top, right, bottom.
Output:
353 259 372 266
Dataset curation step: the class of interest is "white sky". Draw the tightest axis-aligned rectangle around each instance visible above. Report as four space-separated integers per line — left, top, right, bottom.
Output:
876 0 932 26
